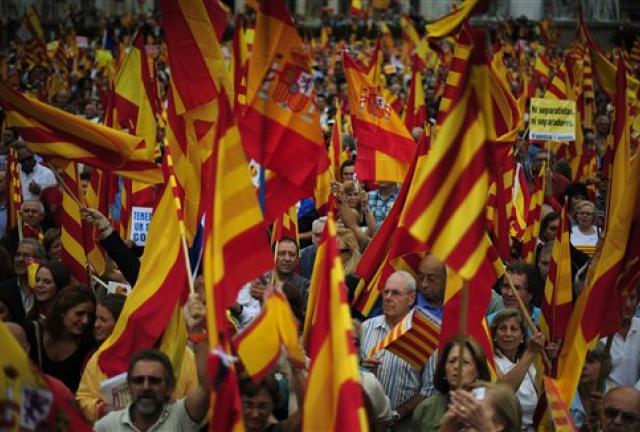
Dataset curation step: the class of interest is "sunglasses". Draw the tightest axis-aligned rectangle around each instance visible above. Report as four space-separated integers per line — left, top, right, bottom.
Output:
129 375 163 385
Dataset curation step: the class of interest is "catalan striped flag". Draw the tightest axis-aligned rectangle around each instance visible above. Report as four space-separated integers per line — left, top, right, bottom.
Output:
344 52 415 183
404 56 428 132
239 0 329 223
399 15 420 47
424 0 485 39
437 31 472 124
540 201 573 354
83 169 114 277
20 6 48 69
233 290 305 382
202 90 273 432
351 0 366 18
402 27 513 361
271 205 299 247
60 162 90 284
0 321 92 431
0 83 162 184
105 32 161 161
542 377 578 431
302 212 367 430
533 53 551 89
556 56 640 407
367 308 440 368
6 147 23 234
629 35 640 66
118 179 157 241
520 166 546 263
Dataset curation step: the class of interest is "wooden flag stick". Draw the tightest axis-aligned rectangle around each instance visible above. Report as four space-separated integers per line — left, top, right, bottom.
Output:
504 272 552 371
47 162 87 208
456 281 469 389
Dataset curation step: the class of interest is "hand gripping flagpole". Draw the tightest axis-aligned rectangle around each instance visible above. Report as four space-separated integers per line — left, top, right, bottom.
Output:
162 140 195 295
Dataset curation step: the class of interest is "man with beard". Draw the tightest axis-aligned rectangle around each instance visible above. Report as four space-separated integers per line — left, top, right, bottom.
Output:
94 294 209 431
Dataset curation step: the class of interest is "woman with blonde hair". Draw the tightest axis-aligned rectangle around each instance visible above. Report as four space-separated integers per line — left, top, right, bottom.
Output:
570 200 599 256
338 181 376 250
336 228 361 276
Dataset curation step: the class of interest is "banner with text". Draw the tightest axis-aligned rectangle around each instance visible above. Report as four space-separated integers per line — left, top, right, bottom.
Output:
529 98 576 141
129 207 153 246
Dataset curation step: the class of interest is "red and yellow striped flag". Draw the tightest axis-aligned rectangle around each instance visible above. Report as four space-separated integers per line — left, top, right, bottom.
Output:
202 90 273 432
60 162 90 284
21 6 48 69
404 56 428 132
367 308 440 368
232 14 250 111
540 201 573 350
6 147 23 234
233 290 305 382
344 51 415 183
520 166 546 263
425 0 485 39
118 179 156 240
105 32 160 161
239 0 329 223
399 15 420 47
0 84 161 183
556 56 640 407
271 205 299 247
542 376 578 431
351 0 366 17
83 168 114 277
437 30 472 124
302 212 368 430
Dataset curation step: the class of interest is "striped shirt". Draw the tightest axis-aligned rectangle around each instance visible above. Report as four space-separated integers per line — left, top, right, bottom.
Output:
360 312 434 409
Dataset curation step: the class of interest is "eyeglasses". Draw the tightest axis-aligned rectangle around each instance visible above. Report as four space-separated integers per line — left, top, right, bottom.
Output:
129 375 163 385
603 407 639 424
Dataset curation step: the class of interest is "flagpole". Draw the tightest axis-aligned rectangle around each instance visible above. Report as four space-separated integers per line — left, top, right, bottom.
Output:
456 281 469 389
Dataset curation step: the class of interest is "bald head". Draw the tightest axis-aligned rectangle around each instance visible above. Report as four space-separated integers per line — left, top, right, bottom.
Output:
602 386 640 432
5 322 30 353
417 254 446 306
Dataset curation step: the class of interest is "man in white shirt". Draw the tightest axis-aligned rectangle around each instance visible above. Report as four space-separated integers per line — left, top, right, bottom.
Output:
17 146 56 201
605 289 640 389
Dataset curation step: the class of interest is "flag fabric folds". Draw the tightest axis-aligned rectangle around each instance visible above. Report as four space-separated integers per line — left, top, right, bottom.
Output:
344 51 415 183
0 321 92 431
540 202 573 349
542 377 578 431
556 56 640 407
60 162 90 285
202 91 273 432
6 148 23 234
425 0 484 39
302 212 368 430
367 308 440 368
0 83 161 184
239 0 328 222
271 205 299 247
232 290 305 382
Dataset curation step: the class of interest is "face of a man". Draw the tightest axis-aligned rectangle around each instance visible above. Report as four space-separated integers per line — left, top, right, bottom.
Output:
21 202 44 227
14 243 37 276
129 360 171 418
17 148 36 174
416 255 445 306
275 240 298 276
382 274 415 322
500 273 531 310
311 222 325 247
602 388 640 432
341 165 355 182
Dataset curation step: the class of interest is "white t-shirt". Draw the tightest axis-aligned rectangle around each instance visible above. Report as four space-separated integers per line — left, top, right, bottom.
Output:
570 226 599 248
20 163 57 201
495 354 538 431
604 317 640 388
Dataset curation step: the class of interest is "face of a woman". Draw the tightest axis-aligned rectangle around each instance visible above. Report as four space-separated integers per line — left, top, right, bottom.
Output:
495 317 524 356
63 302 95 336
48 238 62 261
576 206 595 230
337 238 352 265
94 304 116 342
346 190 359 209
444 345 478 389
580 358 602 385
34 267 58 303
543 219 560 242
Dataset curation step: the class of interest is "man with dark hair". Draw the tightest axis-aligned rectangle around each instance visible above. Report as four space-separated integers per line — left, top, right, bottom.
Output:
94 295 210 431
490 261 542 324
340 159 355 183
275 237 309 307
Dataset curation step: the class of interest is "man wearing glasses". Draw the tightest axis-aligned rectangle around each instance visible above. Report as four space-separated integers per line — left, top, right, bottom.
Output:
95 295 210 431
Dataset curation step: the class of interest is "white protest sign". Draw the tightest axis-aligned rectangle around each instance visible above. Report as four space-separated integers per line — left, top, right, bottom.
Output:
129 207 153 246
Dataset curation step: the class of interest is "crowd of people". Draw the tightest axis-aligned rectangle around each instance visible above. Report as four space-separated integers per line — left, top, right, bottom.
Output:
0 2 639 432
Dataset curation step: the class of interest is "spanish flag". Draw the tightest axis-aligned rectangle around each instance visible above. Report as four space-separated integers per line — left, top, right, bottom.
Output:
344 52 415 183
302 213 368 430
0 321 92 431
0 83 161 184
239 0 329 223
556 56 640 407
202 90 273 431
233 290 305 382
540 201 573 355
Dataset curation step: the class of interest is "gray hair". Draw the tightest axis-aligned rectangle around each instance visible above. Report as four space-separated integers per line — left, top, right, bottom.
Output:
389 270 416 293
21 199 45 214
19 238 46 259
312 216 327 232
